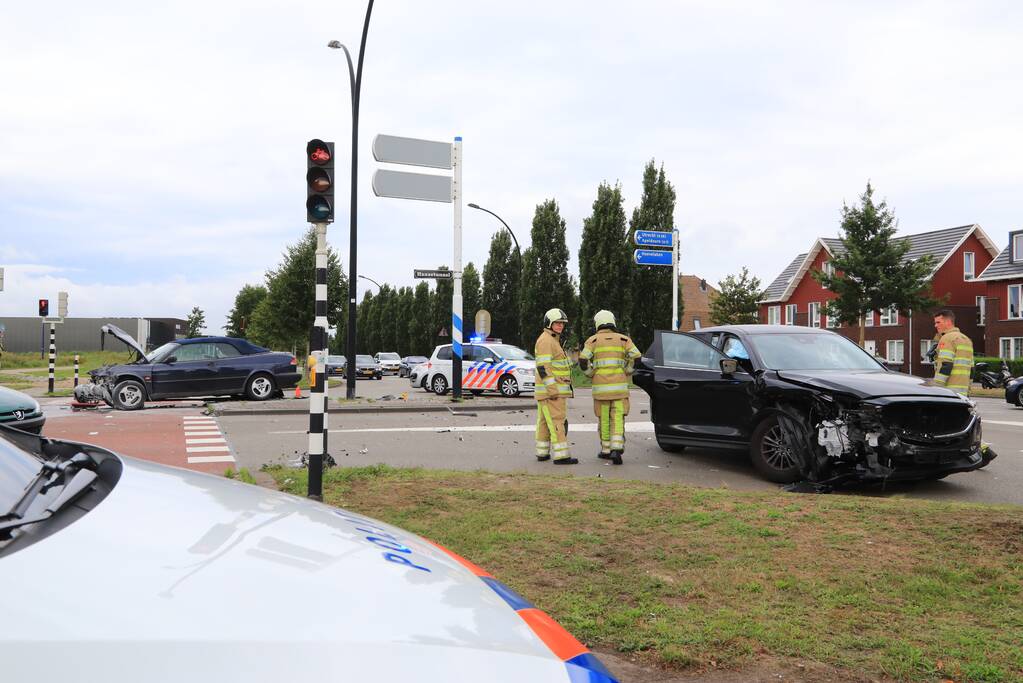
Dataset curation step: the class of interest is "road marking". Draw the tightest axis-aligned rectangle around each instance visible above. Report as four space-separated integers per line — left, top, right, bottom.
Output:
186 437 227 444
183 430 221 435
187 455 236 464
185 445 231 453
269 422 655 435
984 420 1023 427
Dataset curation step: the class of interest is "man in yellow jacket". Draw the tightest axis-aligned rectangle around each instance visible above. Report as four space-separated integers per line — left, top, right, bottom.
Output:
534 308 576 465
578 310 641 465
932 309 973 397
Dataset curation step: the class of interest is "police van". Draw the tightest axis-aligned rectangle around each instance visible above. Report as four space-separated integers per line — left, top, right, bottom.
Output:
421 342 535 397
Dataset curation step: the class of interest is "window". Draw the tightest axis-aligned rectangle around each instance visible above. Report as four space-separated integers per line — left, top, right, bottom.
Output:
1013 232 1023 263
808 302 821 328
693 318 701 329
976 296 986 326
863 311 874 327
920 339 934 364
660 333 722 370
825 307 838 329
1001 337 1023 360
173 343 216 362
722 336 750 361
879 305 899 326
864 340 877 356
886 340 905 364
963 251 975 280
213 343 241 359
768 306 781 325
1009 285 1022 319
785 304 797 325
436 346 453 361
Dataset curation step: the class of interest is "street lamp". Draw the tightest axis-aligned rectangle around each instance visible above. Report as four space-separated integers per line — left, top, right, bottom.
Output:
468 202 523 344
327 0 375 401
358 274 382 290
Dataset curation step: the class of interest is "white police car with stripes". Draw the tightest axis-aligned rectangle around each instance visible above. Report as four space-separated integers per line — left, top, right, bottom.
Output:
422 342 535 397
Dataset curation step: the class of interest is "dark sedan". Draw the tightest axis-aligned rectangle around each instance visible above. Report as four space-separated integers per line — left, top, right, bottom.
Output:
348 355 382 380
633 325 987 486
399 356 429 378
74 325 301 410
325 355 347 377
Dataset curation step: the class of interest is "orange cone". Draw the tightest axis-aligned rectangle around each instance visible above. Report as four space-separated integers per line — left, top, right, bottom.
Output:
294 384 302 399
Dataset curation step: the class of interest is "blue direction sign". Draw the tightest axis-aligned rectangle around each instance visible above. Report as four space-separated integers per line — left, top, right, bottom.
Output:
633 249 673 266
634 230 674 248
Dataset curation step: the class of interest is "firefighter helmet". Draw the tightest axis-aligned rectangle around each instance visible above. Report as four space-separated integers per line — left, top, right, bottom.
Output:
593 310 616 330
543 308 569 329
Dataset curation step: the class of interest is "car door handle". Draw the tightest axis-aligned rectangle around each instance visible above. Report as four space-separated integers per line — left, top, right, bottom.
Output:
657 379 682 390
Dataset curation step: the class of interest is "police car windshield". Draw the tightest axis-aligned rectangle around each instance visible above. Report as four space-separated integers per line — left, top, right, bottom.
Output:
750 333 883 371
488 345 533 361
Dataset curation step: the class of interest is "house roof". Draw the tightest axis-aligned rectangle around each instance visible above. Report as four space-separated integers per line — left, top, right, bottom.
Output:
977 237 1023 281
760 224 1000 303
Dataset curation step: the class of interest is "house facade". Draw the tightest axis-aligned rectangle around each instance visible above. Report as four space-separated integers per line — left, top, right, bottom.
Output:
679 275 719 331
976 228 1023 360
758 224 999 377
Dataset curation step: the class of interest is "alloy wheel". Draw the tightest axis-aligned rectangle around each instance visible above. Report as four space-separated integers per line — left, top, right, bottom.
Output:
760 424 797 471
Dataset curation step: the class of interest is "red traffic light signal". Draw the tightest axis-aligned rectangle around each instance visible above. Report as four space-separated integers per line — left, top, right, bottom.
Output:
306 139 335 223
38 299 49 317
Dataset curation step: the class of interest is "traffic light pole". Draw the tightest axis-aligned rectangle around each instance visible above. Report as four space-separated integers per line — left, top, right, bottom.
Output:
308 222 329 500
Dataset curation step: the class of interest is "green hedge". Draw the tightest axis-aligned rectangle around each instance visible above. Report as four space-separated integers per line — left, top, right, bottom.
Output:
973 356 1023 379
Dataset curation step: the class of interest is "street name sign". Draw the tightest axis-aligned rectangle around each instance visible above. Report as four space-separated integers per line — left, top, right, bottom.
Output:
414 269 454 280
373 170 452 203
372 134 453 170
633 249 674 266
634 230 674 248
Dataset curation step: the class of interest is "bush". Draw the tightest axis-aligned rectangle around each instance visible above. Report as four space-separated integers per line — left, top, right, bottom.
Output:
973 356 1023 379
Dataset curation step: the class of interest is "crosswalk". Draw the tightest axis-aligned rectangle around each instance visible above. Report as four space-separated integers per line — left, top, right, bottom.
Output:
183 415 236 465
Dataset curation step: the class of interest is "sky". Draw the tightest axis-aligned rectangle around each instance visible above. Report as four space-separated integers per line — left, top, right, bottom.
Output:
2 1 1022 333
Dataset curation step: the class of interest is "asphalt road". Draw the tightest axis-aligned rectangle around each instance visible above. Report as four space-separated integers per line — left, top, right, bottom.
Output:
220 376 1023 506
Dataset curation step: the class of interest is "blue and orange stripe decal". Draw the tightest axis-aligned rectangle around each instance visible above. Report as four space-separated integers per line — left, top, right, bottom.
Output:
427 540 618 683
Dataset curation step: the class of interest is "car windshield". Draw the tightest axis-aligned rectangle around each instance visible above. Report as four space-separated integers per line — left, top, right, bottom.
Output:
356 355 374 364
750 333 883 371
488 345 534 361
147 342 179 363
378 353 400 360
327 356 345 364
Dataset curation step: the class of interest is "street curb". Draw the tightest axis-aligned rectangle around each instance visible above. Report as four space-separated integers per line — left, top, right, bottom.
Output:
209 401 530 417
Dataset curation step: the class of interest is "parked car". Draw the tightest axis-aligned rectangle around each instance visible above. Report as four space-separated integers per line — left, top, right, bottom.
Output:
73 324 301 411
408 363 430 391
633 325 987 485
399 355 429 378
423 343 535 397
0 387 44 434
375 352 402 375
325 355 347 377
348 354 383 380
1006 374 1023 407
0 427 618 682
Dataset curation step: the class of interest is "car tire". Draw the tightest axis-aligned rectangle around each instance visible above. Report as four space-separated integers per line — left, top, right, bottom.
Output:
245 373 276 401
432 375 449 395
112 379 146 411
497 375 520 398
750 416 802 484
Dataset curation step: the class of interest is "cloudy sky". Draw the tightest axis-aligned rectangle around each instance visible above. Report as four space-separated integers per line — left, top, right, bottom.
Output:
2 1 1021 333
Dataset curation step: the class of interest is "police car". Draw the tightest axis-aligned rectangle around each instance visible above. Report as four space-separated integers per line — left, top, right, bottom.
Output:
421 343 535 397
0 425 618 682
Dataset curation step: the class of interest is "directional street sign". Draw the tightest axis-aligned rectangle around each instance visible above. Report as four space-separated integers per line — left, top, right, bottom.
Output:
634 230 674 248
414 269 454 280
373 170 452 203
633 249 674 266
373 135 453 170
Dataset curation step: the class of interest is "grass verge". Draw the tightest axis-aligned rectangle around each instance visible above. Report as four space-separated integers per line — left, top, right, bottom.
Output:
0 350 133 371
268 465 1022 682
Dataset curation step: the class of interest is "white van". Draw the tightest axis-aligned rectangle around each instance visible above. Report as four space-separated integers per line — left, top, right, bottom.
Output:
421 343 535 397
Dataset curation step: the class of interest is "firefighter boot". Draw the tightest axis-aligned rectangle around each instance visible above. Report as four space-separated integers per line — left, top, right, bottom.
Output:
610 450 623 465
554 457 579 465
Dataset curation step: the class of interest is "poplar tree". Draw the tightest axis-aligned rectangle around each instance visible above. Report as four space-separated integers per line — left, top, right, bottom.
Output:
520 199 576 349
629 160 679 351
432 266 453 346
481 230 521 346
409 281 434 355
578 181 632 339
709 267 763 325
461 262 482 338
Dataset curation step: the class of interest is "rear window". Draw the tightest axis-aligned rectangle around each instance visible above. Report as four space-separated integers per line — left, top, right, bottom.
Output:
436 346 452 361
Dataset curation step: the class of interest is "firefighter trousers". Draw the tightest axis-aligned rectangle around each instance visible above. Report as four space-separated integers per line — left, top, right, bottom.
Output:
594 398 629 454
535 398 570 461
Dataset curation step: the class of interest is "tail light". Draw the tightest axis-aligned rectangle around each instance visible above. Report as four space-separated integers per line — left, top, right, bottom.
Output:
290 356 297 366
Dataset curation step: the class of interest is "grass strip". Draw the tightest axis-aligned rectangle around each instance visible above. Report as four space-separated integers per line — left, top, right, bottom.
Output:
269 465 1022 683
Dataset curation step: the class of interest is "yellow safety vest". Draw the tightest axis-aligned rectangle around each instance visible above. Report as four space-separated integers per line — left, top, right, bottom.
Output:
579 330 641 401
534 329 573 400
933 327 973 396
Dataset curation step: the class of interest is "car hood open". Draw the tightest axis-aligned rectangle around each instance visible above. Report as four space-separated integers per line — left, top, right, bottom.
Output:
775 369 963 400
0 456 581 681
101 323 149 361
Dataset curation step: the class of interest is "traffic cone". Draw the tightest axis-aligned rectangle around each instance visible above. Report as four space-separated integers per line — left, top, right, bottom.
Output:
294 384 302 399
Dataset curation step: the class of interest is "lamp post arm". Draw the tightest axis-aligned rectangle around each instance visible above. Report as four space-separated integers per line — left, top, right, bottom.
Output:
471 204 521 257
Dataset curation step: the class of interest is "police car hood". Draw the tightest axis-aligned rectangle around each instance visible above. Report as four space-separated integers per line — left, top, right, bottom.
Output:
1 456 592 682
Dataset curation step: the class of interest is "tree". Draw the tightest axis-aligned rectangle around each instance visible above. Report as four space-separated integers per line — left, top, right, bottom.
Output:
578 181 632 340
225 284 267 338
409 281 434 355
461 262 482 338
186 307 206 338
481 230 522 346
432 267 453 347
710 267 763 325
813 183 943 345
629 160 679 351
395 286 415 355
356 292 376 354
520 199 576 349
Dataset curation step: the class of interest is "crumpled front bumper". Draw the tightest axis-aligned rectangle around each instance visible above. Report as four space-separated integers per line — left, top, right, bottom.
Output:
73 382 111 404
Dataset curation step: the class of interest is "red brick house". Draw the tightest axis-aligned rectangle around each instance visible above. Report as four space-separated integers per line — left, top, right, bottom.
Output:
679 275 719 331
976 228 1023 360
758 224 1000 376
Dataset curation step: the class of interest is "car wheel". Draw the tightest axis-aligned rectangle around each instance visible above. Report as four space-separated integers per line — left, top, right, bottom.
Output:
750 417 802 483
112 379 146 411
497 375 520 397
245 374 276 401
1016 389 1023 408
432 375 449 395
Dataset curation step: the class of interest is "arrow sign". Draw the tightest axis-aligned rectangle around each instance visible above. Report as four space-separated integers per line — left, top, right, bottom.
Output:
634 230 674 248
414 269 453 280
373 170 452 203
373 134 452 170
633 249 674 266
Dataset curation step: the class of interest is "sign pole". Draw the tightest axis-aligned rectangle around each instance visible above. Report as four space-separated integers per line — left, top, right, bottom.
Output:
307 222 328 500
48 323 55 393
451 136 463 401
672 229 679 331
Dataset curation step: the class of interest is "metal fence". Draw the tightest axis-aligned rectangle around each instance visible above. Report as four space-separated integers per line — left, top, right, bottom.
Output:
0 317 187 354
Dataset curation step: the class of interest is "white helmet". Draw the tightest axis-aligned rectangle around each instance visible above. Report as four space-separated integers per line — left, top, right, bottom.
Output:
543 308 568 329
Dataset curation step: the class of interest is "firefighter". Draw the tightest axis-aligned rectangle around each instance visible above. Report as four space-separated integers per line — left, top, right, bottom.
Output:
932 309 973 397
534 308 577 464
578 310 641 465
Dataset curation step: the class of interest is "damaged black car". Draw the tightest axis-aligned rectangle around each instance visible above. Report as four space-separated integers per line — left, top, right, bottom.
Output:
633 325 989 486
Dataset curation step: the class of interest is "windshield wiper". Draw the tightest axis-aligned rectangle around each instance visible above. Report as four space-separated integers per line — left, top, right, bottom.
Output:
0 452 98 539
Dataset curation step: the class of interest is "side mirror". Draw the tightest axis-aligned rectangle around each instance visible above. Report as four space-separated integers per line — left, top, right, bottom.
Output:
482 357 496 363
166 356 177 364
720 358 738 376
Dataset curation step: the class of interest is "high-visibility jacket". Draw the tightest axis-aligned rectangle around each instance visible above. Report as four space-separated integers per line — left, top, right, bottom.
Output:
933 326 973 396
534 329 573 400
579 330 641 401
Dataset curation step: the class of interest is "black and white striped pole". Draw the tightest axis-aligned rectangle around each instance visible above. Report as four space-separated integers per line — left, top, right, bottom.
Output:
74 354 80 387
307 222 329 500
47 324 55 394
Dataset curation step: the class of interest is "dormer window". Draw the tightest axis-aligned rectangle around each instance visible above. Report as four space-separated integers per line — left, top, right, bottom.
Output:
1013 231 1023 263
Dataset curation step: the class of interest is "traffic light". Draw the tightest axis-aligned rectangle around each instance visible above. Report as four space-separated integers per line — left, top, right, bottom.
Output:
306 139 335 223
38 299 49 317
58 291 68 318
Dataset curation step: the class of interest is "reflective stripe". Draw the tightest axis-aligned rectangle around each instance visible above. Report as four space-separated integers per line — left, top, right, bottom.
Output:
543 377 557 385
592 383 629 395
593 346 625 353
579 348 594 359
593 358 625 367
594 367 624 376
535 354 553 362
556 384 573 395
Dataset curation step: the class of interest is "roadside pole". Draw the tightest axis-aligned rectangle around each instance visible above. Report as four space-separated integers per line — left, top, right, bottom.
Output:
451 137 463 400
307 222 329 501
672 229 679 331
633 230 678 329
74 354 79 387
48 324 55 393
